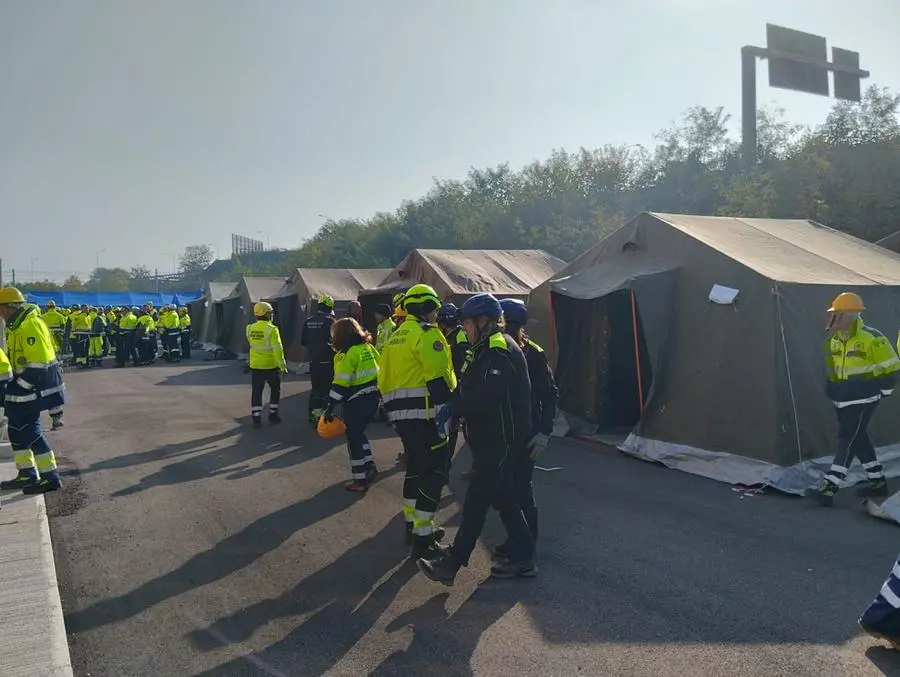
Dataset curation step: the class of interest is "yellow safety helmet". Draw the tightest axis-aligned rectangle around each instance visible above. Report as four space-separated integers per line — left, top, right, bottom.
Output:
402 283 440 310
392 291 406 307
254 301 273 317
178 306 187 313
317 414 346 439
0 287 26 305
393 306 408 318
318 294 335 309
827 292 865 313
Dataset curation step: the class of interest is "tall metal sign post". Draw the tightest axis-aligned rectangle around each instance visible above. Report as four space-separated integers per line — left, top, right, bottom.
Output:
742 24 870 168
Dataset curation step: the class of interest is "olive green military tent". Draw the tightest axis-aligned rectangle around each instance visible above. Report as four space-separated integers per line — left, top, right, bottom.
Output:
214 276 286 355
358 248 566 329
265 268 391 361
187 282 239 345
528 212 900 494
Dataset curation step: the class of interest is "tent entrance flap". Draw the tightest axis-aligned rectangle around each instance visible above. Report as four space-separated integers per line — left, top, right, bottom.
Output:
552 288 653 432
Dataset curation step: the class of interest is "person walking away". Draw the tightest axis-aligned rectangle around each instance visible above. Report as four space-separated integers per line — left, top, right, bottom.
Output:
0 288 65 494
806 292 900 506
161 305 182 362
136 306 156 365
247 302 287 427
374 304 395 353
417 293 536 584
178 306 192 359
324 318 380 492
436 303 470 474
117 307 140 367
859 551 900 649
87 307 105 367
73 304 91 367
493 298 558 559
42 301 66 354
378 283 456 559
301 294 336 426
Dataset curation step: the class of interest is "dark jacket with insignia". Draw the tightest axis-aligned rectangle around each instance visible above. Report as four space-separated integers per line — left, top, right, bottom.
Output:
453 331 531 464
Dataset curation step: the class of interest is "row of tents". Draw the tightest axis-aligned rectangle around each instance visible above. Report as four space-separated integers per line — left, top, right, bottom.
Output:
186 214 900 496
187 248 567 362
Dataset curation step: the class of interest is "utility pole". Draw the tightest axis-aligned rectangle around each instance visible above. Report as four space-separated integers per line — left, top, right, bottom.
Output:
742 24 869 168
0 257 4 287
155 269 160 294
11 269 16 285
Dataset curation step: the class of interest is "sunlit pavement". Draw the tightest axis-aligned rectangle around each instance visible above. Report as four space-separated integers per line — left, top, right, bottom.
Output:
46 358 900 676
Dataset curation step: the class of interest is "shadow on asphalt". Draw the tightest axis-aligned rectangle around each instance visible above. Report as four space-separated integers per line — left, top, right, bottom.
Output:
64 480 359 634
865 645 900 674
69 391 331 495
155 363 309 388
188 514 425 677
372 586 522 676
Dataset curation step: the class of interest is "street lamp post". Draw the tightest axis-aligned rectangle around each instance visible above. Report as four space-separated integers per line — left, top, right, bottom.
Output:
162 253 176 275
95 248 106 270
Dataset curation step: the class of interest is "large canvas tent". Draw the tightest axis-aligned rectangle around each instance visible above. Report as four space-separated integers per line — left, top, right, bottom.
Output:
528 212 900 493
359 249 565 329
187 282 238 345
266 268 390 361
215 277 286 354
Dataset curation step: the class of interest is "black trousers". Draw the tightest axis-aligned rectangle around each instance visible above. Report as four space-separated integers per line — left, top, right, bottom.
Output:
181 332 192 359
251 368 282 418
308 361 334 421
449 447 534 567
344 393 379 485
138 337 154 364
396 419 451 537
117 333 139 365
513 456 538 543
824 401 885 487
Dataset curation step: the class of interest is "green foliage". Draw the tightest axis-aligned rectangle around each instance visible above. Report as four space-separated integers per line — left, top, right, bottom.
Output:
209 85 900 277
86 267 130 291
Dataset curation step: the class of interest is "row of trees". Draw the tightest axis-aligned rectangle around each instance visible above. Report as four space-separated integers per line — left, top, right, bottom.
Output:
17 245 216 293
22 87 900 290
211 85 900 279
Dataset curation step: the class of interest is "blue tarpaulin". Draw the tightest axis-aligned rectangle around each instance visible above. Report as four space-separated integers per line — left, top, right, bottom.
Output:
25 290 203 307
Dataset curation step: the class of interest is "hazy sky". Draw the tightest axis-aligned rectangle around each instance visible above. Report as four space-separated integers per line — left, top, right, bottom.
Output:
1 1 897 283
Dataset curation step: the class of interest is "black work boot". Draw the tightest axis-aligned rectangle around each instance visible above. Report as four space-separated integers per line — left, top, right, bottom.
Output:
490 559 538 579
269 413 282 424
410 534 447 560
22 477 61 495
857 478 890 498
51 415 65 430
417 553 460 586
0 472 39 491
492 541 510 560
252 416 262 429
805 479 838 506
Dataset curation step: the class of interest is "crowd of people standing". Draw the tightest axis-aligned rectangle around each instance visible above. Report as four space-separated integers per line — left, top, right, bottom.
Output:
37 300 193 368
244 285 560 584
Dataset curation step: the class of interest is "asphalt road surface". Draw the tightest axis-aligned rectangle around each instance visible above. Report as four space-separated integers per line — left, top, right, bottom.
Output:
45 358 900 676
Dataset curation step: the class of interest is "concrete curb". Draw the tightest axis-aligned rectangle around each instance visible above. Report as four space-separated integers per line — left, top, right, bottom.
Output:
0 461 74 676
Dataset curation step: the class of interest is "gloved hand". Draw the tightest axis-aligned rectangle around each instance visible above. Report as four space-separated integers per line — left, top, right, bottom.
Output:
435 404 452 438
323 402 335 423
526 433 550 460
